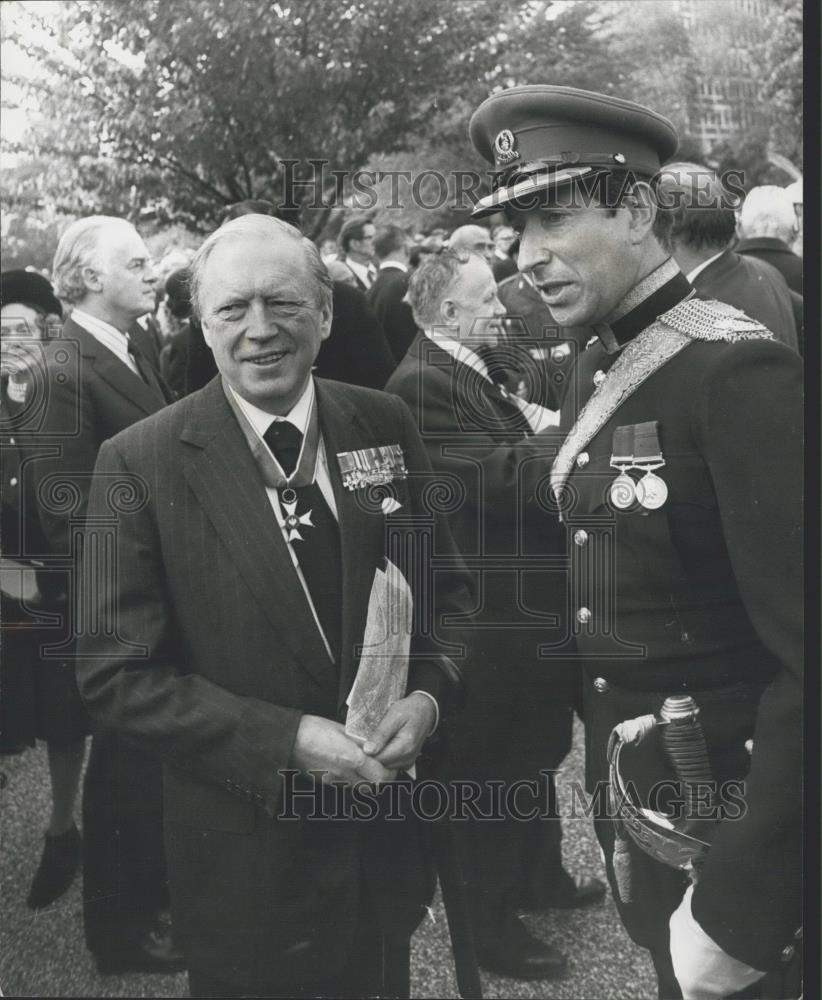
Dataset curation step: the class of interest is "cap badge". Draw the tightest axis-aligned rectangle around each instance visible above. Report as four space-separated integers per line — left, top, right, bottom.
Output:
493 129 519 164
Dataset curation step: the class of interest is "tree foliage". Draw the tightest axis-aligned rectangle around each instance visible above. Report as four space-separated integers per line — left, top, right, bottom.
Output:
1 0 805 256
2 0 519 236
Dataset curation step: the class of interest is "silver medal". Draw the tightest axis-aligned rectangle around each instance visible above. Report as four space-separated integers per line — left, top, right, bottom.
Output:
609 472 637 510
636 471 668 510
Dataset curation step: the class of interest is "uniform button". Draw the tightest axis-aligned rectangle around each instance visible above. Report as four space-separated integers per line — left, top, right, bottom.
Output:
573 529 589 546
9 437 15 445
781 944 795 962
576 606 592 624
576 452 590 469
10 477 18 487
593 677 609 693
593 370 606 387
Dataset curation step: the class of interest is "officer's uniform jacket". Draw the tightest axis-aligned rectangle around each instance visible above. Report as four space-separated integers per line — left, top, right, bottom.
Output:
551 258 802 971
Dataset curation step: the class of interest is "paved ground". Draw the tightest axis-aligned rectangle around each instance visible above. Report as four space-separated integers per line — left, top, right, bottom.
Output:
0 721 656 999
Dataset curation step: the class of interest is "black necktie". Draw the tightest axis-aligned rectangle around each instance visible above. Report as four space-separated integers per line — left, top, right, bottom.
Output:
127 335 173 403
263 421 342 665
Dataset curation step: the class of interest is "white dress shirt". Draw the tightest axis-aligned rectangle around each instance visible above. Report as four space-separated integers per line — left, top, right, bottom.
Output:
70 307 140 377
229 379 338 660
425 329 559 432
344 258 376 289
686 250 725 283
230 379 439 732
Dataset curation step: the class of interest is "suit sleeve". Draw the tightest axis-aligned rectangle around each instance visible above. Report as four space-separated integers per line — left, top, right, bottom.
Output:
390 393 475 717
690 339 803 967
387 366 564 530
76 437 303 818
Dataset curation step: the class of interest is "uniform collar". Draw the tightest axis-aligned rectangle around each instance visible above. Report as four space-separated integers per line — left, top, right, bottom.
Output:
593 258 692 353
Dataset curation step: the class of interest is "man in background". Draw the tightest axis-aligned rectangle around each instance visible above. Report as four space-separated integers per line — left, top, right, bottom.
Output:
40 216 179 974
736 184 803 293
337 216 378 290
659 163 799 352
368 224 420 365
490 223 518 282
447 224 496 264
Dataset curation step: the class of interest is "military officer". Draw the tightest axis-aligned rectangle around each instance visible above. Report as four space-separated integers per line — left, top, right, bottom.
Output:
469 86 803 999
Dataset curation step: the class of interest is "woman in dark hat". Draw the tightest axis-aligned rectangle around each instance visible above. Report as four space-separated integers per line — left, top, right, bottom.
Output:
1 269 87 910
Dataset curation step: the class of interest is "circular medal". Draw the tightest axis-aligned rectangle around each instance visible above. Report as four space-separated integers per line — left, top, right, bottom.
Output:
636 471 668 510
281 487 296 505
609 473 637 510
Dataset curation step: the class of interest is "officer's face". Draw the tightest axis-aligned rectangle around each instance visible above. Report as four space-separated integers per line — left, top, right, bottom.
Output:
511 202 640 326
199 233 331 416
443 256 506 346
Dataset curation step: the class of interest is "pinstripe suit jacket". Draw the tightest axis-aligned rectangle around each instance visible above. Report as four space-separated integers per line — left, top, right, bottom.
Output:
76 375 472 990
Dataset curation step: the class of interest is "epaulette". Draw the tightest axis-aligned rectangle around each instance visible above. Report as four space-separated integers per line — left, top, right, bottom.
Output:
657 297 773 342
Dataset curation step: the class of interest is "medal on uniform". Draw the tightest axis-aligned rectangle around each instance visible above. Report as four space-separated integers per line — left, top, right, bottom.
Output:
279 487 315 542
609 425 637 510
336 444 407 491
632 421 668 511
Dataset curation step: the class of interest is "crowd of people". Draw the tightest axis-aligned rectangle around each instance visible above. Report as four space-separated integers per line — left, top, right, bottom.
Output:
0 82 804 1000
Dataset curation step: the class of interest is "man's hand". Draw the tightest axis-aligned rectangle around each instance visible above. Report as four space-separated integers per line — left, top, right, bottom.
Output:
291 714 395 785
669 884 765 999
361 693 436 771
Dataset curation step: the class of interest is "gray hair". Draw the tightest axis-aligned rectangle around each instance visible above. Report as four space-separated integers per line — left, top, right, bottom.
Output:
189 214 333 321
52 216 132 306
738 185 797 243
405 248 473 329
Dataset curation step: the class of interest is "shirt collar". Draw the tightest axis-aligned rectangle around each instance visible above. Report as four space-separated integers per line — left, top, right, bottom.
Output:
70 307 129 341
228 377 315 440
424 329 492 383
686 249 726 283
594 257 693 353
379 260 408 273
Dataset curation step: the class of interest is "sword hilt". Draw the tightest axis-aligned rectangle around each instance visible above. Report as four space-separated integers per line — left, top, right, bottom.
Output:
660 694 714 828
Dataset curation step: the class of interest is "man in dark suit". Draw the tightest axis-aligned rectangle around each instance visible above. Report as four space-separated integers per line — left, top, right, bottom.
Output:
76 214 472 998
490 223 518 282
386 249 604 981
41 215 180 973
659 163 800 353
368 224 419 365
338 216 378 290
470 86 802 999
735 185 803 293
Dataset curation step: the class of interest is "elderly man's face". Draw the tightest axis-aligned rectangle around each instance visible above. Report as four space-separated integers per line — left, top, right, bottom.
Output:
199 233 331 415
95 224 158 321
512 202 637 326
445 256 506 346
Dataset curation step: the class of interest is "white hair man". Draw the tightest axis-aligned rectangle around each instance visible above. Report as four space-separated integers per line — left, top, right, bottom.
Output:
736 185 803 293
75 213 472 997
36 215 178 974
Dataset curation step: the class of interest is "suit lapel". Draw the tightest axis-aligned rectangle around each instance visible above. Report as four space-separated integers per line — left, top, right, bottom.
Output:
314 382 386 711
181 381 335 689
64 318 167 414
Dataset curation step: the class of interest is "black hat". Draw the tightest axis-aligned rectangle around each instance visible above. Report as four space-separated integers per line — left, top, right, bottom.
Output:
469 85 679 218
0 269 63 317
